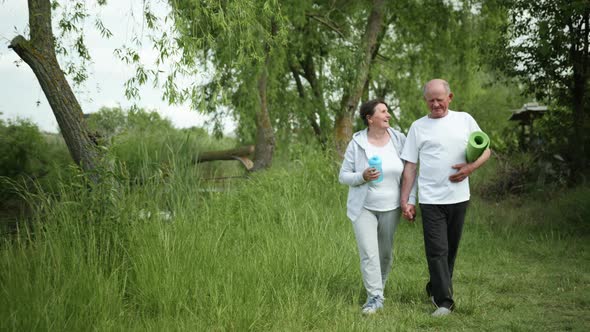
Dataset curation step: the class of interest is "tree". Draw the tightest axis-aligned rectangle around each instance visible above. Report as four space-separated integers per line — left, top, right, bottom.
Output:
333 0 385 157
499 0 590 177
130 0 524 163
9 0 100 181
164 0 285 171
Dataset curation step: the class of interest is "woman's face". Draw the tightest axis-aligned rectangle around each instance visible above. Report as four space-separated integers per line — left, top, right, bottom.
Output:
368 103 391 129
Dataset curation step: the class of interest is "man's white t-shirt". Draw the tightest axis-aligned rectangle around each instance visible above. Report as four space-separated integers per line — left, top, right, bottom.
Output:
364 139 404 211
400 110 481 204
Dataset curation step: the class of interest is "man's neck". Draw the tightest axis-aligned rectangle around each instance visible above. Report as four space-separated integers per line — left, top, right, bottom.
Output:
428 110 450 119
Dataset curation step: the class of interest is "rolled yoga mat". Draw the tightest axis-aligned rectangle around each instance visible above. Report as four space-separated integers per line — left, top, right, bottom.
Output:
466 131 490 163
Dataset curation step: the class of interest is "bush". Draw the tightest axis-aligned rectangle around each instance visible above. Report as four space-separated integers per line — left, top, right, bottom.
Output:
0 119 49 179
0 119 72 220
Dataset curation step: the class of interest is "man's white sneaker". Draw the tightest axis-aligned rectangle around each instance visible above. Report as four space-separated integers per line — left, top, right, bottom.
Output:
431 307 452 317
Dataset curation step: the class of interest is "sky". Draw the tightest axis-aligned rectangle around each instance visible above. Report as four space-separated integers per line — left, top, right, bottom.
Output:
0 0 235 135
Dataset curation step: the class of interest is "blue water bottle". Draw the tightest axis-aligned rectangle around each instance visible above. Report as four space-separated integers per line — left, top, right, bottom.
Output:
368 156 383 183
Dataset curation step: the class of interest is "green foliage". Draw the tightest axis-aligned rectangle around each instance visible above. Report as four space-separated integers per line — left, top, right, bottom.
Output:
498 0 587 102
108 0 530 150
85 106 239 183
493 0 590 175
472 151 538 198
1 148 589 330
372 1 528 141
86 106 175 143
0 119 71 201
86 106 127 141
52 0 111 87
0 119 48 179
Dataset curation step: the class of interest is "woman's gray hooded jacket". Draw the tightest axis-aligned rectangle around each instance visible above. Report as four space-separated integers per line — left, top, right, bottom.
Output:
339 128 417 221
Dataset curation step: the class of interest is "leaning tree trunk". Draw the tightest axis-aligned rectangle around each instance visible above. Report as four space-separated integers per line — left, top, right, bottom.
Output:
334 0 385 158
251 22 277 172
9 0 99 181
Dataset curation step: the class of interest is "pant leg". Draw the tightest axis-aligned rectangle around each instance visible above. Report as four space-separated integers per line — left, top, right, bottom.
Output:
376 208 401 291
420 204 454 309
447 201 469 280
352 208 383 298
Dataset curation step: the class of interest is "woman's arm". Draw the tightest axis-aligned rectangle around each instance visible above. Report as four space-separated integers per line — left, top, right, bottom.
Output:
339 141 366 187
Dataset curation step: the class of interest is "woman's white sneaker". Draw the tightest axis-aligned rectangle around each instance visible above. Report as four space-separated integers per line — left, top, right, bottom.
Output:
361 295 384 315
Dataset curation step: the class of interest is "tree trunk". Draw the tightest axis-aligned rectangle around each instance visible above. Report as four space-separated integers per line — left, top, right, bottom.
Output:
290 62 324 145
195 145 255 171
252 66 275 171
9 0 99 181
301 53 329 146
251 21 277 171
334 0 385 157
196 145 255 162
568 10 589 179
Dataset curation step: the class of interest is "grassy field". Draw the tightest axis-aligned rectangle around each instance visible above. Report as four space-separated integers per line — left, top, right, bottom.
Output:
1 148 589 331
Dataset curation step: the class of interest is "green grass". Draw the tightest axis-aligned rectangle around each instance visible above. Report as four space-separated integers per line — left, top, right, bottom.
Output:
1 148 589 331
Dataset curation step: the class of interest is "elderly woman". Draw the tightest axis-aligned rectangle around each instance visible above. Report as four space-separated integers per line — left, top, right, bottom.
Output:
339 99 415 315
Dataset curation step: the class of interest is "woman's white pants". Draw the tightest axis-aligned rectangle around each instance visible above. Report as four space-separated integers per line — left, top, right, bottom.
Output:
352 207 401 298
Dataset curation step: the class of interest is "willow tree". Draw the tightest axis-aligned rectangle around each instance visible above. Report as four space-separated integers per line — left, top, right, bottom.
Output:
9 0 100 180
164 0 286 171
356 0 526 146
279 0 384 149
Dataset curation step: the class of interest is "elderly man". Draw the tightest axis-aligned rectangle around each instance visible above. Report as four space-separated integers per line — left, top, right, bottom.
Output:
400 79 491 317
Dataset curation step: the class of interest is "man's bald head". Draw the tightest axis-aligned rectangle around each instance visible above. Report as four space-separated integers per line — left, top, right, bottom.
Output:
423 79 451 97
422 79 453 119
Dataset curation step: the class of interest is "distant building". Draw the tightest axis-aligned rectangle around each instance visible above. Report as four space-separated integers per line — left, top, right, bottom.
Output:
509 103 548 150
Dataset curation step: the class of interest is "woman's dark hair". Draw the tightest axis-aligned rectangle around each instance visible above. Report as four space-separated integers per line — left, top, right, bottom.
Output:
359 99 388 126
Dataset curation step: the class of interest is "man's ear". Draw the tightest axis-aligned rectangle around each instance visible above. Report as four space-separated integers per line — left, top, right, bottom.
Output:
448 93 454 101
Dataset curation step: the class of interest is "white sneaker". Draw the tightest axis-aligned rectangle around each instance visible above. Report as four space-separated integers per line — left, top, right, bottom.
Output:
361 295 384 315
431 307 452 317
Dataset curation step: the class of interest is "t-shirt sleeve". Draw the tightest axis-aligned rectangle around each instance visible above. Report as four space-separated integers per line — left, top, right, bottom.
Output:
400 125 419 163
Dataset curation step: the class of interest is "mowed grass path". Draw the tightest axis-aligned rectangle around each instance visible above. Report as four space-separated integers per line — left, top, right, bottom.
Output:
1 159 589 331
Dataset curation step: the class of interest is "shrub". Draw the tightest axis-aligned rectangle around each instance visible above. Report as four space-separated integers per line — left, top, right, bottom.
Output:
0 119 49 179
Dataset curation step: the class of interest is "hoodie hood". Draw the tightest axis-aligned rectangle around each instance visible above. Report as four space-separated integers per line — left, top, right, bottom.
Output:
351 128 405 159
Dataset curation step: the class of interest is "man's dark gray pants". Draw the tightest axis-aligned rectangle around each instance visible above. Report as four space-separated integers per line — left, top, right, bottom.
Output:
420 201 469 309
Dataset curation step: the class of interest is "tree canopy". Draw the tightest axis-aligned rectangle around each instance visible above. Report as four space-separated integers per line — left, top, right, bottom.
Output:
10 0 589 178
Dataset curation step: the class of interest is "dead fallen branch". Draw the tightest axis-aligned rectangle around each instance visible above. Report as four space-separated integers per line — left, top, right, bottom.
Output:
195 145 255 171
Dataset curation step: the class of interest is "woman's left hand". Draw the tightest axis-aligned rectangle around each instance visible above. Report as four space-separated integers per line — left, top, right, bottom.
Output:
362 167 381 182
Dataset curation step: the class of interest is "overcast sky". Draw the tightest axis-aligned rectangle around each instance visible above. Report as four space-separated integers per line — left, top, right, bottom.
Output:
0 0 234 134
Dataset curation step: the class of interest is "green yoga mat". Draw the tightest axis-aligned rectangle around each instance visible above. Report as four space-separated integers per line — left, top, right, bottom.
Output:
466 131 490 163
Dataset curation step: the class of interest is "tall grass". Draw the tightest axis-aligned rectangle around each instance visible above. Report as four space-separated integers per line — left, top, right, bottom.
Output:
1 145 589 331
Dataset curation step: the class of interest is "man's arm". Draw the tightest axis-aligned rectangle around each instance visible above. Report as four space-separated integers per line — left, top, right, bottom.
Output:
401 161 417 220
449 148 491 182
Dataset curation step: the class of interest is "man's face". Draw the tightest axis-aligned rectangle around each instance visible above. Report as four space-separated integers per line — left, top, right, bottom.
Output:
424 83 453 119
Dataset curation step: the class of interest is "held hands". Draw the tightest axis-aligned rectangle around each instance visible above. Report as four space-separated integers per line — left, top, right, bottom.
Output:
401 203 416 222
362 167 381 182
449 163 474 183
